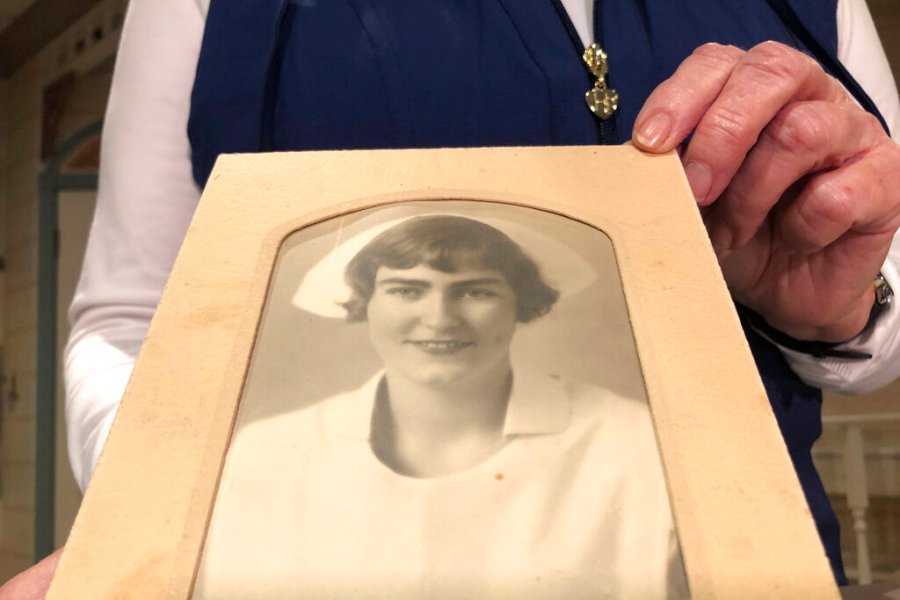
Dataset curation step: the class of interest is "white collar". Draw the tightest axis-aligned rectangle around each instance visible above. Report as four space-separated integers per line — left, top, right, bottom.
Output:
327 368 572 440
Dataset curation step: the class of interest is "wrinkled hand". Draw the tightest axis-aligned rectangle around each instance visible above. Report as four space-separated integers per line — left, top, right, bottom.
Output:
633 41 900 342
0 547 62 600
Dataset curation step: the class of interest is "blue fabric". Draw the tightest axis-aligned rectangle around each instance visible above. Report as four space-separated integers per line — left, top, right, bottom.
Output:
189 0 878 584
739 307 844 582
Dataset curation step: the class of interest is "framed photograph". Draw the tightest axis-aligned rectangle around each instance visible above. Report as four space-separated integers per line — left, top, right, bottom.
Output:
49 146 839 599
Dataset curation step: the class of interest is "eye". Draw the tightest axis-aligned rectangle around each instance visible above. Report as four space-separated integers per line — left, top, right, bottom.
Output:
461 288 499 299
386 286 424 300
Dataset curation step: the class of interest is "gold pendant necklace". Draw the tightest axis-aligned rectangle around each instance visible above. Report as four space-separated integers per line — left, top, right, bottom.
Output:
583 43 618 119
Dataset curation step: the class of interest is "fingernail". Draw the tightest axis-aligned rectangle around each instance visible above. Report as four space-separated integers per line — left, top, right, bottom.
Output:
634 113 672 149
708 224 734 254
684 161 712 204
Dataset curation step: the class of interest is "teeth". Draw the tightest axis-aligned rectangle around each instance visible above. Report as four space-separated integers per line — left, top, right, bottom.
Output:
413 341 470 350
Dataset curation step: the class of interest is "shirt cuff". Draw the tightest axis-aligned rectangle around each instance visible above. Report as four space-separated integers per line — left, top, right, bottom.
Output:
778 269 900 394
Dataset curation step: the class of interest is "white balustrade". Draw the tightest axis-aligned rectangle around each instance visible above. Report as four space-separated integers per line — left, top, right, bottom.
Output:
815 412 900 585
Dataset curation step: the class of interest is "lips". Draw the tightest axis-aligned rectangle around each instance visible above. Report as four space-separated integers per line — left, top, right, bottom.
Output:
406 340 474 354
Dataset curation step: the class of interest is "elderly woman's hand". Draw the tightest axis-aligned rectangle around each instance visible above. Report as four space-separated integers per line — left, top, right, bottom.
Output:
0 547 62 600
633 41 900 342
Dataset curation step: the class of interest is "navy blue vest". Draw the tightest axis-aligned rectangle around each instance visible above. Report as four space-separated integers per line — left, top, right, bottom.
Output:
189 0 890 584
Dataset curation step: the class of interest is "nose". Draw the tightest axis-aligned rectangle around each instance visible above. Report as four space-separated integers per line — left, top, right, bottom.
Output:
419 293 460 329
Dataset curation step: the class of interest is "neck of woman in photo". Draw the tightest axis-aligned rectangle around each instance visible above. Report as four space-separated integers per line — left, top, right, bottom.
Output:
371 359 513 477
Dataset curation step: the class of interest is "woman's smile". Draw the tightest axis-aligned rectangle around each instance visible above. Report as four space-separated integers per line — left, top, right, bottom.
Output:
405 340 475 354
366 264 518 388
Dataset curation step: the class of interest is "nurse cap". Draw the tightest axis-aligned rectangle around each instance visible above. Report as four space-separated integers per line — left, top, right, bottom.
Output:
292 206 598 318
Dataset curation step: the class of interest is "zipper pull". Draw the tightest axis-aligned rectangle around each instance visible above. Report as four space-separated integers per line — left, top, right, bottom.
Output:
583 43 618 119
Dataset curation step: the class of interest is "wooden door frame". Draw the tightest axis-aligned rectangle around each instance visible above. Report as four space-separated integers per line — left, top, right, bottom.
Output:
35 120 101 561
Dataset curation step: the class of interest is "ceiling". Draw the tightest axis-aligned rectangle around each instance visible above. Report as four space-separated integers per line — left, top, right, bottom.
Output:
0 0 37 33
0 0 103 77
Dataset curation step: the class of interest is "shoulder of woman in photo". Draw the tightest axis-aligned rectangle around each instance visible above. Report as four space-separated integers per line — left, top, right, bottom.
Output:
512 368 656 438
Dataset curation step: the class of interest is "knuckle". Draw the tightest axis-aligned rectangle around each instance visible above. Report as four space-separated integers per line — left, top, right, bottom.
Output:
782 185 851 252
764 104 830 155
740 42 817 86
689 43 745 70
701 104 756 151
751 40 794 56
807 178 856 226
851 110 890 151
858 110 887 139
781 210 825 252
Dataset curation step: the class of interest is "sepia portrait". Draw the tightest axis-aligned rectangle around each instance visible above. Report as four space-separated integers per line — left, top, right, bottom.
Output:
194 201 687 598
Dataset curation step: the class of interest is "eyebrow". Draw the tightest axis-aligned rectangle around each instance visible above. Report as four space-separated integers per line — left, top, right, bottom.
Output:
375 277 507 288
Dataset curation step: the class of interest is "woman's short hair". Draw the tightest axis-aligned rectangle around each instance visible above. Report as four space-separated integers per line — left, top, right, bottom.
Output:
343 215 559 322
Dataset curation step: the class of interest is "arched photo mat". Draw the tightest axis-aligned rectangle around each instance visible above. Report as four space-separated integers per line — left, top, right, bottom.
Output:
196 201 669 597
47 146 840 599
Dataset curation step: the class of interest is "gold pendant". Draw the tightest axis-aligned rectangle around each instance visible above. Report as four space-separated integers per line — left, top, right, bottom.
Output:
583 43 618 120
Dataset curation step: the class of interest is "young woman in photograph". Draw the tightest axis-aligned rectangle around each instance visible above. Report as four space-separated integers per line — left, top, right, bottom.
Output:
195 214 687 598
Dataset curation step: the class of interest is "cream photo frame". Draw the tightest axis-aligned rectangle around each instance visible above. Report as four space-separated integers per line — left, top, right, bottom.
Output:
48 146 839 599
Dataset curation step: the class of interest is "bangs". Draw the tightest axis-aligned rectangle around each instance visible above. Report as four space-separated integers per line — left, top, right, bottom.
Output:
378 237 496 274
365 215 519 274
342 215 558 322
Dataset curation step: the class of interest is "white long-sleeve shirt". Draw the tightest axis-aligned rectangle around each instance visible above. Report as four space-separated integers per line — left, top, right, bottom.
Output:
65 0 900 491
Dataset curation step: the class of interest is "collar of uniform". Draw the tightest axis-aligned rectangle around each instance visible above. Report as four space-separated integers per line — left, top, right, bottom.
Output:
502 368 570 436
327 368 571 440
326 372 383 440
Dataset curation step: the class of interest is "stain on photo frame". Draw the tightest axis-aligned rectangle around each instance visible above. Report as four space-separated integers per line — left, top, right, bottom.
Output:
194 201 689 599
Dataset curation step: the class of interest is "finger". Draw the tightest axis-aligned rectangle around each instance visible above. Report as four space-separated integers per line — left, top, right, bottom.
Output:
718 235 879 343
705 100 885 251
633 43 745 152
682 41 849 205
0 547 63 600
778 139 900 254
